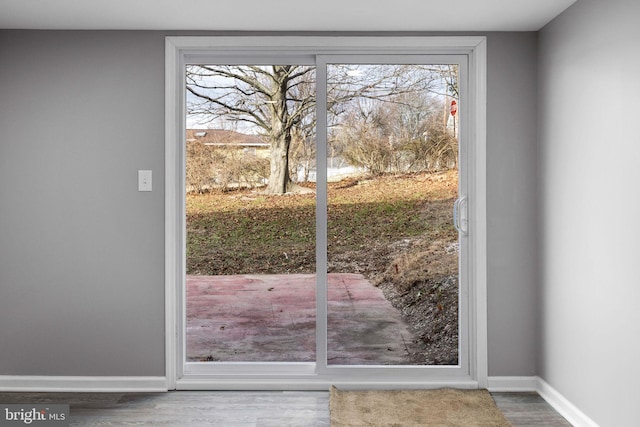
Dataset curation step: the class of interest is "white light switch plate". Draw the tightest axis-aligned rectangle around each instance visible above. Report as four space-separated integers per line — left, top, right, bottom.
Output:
138 170 152 192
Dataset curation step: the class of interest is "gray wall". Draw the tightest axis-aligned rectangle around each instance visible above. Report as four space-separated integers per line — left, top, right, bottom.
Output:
486 32 539 377
0 31 166 376
538 0 640 425
0 31 539 378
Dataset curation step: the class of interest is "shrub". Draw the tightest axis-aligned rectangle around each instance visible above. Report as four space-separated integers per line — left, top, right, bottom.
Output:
186 141 270 193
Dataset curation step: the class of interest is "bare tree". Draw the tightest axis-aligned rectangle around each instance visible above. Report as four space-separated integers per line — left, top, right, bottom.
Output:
187 65 315 194
187 63 451 193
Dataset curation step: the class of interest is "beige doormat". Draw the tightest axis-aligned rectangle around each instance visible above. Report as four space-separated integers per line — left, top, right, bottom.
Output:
329 386 512 426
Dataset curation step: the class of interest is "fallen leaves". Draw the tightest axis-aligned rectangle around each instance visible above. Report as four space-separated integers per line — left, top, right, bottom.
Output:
186 170 458 278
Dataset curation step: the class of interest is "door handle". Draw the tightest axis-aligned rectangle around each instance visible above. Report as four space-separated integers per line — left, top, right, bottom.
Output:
453 196 468 236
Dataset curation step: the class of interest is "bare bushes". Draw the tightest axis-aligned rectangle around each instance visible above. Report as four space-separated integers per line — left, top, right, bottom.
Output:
334 97 458 176
342 137 394 176
402 125 458 172
186 140 220 193
214 151 269 192
186 141 269 193
339 127 458 176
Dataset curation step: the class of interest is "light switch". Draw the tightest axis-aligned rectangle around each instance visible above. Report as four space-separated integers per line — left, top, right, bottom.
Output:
138 170 152 192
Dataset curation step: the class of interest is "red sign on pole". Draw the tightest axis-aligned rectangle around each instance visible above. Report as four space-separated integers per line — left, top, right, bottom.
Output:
450 100 458 116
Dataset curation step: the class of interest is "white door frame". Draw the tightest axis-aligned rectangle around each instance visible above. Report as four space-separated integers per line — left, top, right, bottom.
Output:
165 36 487 390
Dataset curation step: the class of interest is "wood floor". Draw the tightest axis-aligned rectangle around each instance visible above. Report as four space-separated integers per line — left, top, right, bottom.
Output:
0 390 572 426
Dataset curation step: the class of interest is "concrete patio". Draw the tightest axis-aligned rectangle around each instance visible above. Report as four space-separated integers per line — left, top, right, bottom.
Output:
186 273 419 365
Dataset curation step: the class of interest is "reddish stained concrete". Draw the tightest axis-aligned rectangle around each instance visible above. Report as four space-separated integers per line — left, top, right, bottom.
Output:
186 273 418 365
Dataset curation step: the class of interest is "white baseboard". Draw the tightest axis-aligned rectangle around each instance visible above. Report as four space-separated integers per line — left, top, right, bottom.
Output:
536 377 599 427
0 376 168 393
487 376 538 392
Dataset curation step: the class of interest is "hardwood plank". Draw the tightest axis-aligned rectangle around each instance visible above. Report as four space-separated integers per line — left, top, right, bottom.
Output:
0 390 572 426
492 392 573 426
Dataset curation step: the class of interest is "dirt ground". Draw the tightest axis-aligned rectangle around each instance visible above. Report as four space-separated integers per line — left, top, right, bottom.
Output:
375 239 459 365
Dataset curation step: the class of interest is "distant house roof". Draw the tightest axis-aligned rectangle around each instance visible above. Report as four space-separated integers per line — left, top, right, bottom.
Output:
186 129 270 148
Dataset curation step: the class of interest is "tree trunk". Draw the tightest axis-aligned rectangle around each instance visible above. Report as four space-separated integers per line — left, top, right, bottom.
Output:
265 132 293 194
264 66 295 195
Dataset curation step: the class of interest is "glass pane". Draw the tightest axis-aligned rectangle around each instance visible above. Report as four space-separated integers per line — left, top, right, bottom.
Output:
185 65 317 362
326 64 459 365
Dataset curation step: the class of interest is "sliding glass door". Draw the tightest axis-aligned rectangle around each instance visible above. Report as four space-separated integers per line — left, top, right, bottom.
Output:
322 62 463 367
165 37 485 388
